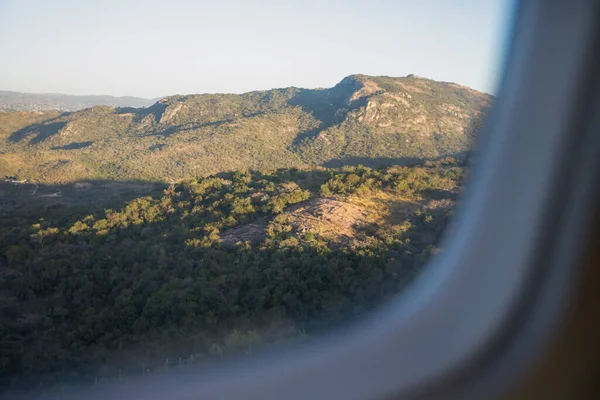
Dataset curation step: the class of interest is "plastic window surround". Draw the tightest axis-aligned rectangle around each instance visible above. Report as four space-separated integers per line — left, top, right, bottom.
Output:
43 1 600 399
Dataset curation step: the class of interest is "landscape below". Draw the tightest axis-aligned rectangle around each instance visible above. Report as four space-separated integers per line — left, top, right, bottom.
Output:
0 74 487 393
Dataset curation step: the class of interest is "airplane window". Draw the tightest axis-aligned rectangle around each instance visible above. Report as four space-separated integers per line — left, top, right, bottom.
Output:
0 0 510 396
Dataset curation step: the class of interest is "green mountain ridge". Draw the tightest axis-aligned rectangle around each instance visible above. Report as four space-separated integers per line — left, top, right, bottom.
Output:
0 75 492 183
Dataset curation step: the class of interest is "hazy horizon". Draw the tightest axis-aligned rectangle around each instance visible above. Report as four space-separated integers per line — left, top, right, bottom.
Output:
0 73 496 99
0 0 511 98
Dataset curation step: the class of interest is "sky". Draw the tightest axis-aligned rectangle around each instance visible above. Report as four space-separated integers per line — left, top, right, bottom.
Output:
0 0 512 98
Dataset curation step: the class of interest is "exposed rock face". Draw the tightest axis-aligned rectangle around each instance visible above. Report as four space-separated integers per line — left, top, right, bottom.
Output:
220 198 378 246
282 198 375 242
159 102 183 124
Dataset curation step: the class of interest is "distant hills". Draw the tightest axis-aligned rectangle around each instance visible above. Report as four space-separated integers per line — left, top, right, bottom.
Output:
0 90 158 112
0 75 492 183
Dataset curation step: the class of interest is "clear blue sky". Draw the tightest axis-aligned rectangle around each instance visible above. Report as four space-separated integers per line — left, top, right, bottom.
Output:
0 0 511 98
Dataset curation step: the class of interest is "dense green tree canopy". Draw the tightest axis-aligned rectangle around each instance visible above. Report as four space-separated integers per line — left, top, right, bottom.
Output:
0 160 463 391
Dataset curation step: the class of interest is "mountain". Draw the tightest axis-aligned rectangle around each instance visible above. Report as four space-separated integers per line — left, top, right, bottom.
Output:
0 90 158 112
0 75 491 183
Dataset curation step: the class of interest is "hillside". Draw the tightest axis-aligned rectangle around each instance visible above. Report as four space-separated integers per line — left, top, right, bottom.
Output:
0 75 491 183
0 160 463 391
0 91 158 112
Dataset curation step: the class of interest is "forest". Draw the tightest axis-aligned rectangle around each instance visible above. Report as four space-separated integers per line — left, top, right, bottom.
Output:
0 159 464 392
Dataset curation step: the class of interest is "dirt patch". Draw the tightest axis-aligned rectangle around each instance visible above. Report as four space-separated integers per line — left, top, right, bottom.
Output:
221 218 269 245
283 198 377 241
220 198 380 246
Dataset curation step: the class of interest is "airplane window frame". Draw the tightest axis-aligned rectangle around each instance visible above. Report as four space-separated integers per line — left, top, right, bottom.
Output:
16 0 600 399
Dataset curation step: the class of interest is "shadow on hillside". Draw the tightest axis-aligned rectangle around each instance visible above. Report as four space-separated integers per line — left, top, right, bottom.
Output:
51 141 94 150
146 120 226 137
9 118 69 144
322 156 424 168
138 111 266 137
287 88 369 147
117 103 167 124
0 179 167 225
322 153 472 169
287 88 336 125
